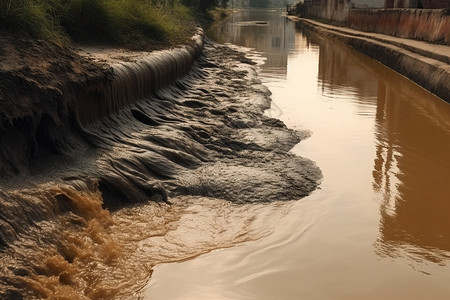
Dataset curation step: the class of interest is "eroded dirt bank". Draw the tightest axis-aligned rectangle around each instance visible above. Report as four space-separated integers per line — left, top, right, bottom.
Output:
0 33 112 177
0 32 321 298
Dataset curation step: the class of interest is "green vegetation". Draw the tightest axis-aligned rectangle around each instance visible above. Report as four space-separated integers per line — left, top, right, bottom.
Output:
180 0 228 12
208 7 232 21
293 1 305 16
0 0 65 42
0 0 222 48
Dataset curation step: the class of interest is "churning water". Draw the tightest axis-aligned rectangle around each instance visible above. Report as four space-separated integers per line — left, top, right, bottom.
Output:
144 8 450 300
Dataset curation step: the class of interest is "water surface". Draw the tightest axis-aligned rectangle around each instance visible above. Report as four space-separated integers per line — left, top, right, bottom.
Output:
144 8 450 299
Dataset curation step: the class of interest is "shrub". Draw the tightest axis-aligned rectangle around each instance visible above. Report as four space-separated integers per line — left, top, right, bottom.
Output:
0 0 214 47
295 1 305 16
107 0 168 44
59 0 112 42
181 0 218 12
0 0 64 41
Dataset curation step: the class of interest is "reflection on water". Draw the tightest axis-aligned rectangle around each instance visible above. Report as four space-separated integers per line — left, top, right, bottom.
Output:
373 68 450 264
208 9 295 78
316 30 378 105
146 8 450 299
306 25 450 265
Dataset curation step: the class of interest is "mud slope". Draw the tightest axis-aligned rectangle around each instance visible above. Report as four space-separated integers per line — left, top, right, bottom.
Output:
0 35 321 298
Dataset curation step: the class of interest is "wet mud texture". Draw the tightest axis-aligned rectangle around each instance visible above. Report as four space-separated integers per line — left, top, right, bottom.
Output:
0 41 321 298
77 41 321 205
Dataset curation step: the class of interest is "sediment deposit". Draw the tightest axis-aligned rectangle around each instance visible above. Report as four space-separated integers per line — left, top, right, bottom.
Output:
0 30 321 298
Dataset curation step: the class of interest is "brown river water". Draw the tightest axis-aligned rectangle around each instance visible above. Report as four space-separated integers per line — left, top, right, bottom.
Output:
1 7 449 300
144 8 450 300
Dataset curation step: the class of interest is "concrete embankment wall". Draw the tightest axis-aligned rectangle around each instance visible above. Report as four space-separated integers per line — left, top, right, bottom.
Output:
348 8 450 45
298 20 450 102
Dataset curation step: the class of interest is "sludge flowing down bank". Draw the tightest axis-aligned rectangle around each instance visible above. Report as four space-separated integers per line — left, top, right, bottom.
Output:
0 30 321 298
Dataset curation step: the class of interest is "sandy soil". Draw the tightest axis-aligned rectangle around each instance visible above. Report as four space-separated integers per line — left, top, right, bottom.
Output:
0 33 110 122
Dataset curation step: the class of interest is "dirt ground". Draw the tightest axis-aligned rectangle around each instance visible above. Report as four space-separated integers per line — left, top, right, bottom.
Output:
0 32 111 126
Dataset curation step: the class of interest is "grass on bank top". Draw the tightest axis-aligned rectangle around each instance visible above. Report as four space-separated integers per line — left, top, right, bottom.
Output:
0 0 203 48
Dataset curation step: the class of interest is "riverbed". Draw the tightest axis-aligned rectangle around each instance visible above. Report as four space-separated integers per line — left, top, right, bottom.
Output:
144 8 450 299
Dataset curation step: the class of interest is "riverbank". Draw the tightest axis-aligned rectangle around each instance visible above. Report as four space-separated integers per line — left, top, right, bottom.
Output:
0 17 322 299
0 25 321 200
287 16 450 102
0 24 203 178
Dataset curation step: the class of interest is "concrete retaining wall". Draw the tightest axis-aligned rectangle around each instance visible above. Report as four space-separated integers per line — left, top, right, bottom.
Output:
298 19 450 102
305 0 351 22
348 8 450 44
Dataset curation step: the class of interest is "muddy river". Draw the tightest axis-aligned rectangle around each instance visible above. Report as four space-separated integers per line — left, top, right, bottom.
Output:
144 8 450 300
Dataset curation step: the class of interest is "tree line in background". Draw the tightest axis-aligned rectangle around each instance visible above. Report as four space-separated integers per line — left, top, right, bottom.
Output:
181 0 229 10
